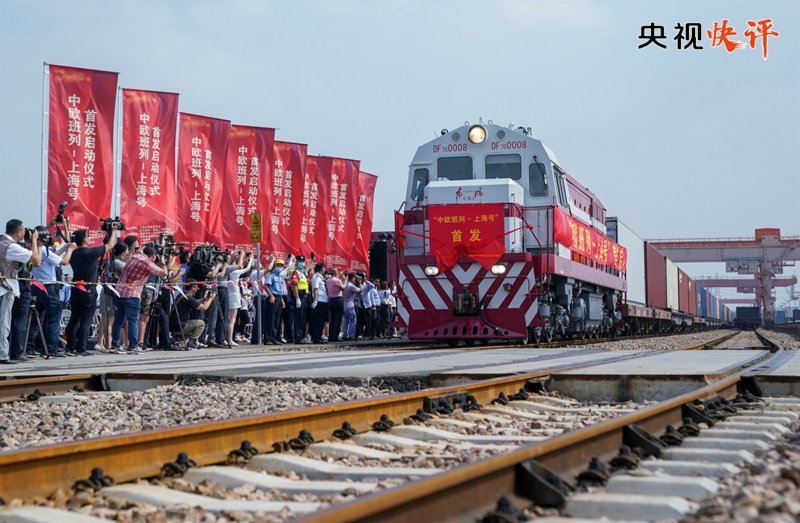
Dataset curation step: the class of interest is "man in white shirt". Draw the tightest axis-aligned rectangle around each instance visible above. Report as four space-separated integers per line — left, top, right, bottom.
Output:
310 262 328 344
0 219 42 364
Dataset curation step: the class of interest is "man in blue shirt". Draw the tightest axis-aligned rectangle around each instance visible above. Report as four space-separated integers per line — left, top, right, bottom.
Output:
30 228 75 357
263 258 286 344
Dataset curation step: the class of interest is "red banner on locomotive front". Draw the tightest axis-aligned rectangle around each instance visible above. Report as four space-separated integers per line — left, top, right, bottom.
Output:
428 203 507 271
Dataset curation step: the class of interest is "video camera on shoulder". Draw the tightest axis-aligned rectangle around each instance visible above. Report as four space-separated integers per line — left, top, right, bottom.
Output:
189 244 226 272
100 217 126 232
152 233 185 257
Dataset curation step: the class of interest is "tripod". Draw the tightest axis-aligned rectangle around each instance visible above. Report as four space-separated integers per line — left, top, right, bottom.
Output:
24 297 50 360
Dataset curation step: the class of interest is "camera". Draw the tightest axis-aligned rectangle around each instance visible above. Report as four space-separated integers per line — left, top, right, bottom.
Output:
54 201 68 224
190 245 227 273
22 228 35 244
100 217 126 232
150 234 185 258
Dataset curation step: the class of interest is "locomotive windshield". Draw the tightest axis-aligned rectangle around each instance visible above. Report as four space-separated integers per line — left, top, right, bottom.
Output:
485 154 522 181
437 156 472 181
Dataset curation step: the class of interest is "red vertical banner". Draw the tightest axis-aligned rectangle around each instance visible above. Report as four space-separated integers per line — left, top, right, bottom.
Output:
221 125 276 247
269 141 306 257
353 171 378 272
317 156 361 270
175 113 230 245
299 155 322 260
119 89 179 241
47 64 118 229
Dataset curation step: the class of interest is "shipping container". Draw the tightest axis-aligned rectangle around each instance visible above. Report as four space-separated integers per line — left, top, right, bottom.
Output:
699 288 707 317
666 258 679 311
644 242 667 309
606 218 646 305
678 268 691 314
688 277 697 315
794 309 800 322
696 286 703 316
776 310 786 324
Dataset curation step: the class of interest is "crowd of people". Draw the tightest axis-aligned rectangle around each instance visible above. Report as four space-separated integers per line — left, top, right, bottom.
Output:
0 217 400 364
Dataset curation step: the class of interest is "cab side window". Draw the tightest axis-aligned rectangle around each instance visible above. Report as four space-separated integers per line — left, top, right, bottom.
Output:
410 168 429 202
528 162 548 196
553 164 568 207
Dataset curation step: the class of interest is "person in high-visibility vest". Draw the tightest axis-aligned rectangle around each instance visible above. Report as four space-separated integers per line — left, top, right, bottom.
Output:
288 255 309 344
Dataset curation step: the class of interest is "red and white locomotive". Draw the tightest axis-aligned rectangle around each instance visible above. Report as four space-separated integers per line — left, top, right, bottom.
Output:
394 120 629 343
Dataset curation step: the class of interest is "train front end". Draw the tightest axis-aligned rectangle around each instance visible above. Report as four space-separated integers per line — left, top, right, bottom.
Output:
395 122 539 343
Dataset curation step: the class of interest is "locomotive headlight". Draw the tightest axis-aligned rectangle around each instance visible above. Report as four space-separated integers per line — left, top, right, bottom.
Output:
424 265 440 277
491 264 507 275
468 125 486 144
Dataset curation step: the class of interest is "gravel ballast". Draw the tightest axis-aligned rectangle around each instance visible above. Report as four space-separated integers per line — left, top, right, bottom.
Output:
0 380 389 451
758 329 800 350
561 330 730 351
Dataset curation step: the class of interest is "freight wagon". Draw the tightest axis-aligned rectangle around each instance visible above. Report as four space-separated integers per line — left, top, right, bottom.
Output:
735 306 762 329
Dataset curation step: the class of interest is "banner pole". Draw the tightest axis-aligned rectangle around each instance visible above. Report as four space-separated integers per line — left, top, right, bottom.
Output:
114 86 122 217
40 62 48 224
255 243 262 345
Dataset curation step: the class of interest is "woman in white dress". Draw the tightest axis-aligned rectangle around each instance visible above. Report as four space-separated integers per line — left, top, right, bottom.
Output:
226 252 253 346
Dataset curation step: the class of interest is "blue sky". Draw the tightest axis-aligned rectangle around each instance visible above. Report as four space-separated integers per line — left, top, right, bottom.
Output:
1 0 798 306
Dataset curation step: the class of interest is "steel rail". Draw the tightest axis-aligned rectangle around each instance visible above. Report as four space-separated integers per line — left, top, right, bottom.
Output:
0 374 97 403
0 331 741 501
296 333 780 523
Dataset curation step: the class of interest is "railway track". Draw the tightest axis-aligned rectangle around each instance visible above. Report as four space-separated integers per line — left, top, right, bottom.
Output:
0 330 736 405
0 330 783 522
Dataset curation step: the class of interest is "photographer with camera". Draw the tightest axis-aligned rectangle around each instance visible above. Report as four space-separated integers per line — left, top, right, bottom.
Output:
186 245 227 347
1 219 42 364
29 226 76 358
112 245 172 353
65 223 117 355
170 278 214 349
142 235 187 350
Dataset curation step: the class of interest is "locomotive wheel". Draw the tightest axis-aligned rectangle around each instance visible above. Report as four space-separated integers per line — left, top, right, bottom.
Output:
544 328 554 342
446 339 459 348
533 330 542 344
